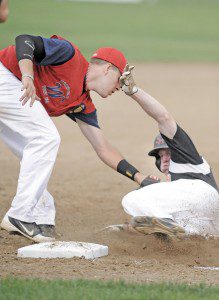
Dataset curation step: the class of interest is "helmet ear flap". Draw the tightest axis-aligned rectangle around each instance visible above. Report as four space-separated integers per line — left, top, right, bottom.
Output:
155 157 161 171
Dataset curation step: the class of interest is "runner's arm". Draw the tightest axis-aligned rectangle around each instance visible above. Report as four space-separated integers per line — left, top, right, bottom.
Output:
131 88 177 139
119 65 177 138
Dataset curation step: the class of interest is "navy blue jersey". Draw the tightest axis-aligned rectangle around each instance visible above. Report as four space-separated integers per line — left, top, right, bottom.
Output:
39 37 75 66
161 125 218 191
66 110 100 128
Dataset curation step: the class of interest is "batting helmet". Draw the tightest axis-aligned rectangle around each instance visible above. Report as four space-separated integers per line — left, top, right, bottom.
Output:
148 134 169 171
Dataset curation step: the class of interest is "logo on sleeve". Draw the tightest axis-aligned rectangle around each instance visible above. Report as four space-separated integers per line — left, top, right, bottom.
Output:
156 137 165 146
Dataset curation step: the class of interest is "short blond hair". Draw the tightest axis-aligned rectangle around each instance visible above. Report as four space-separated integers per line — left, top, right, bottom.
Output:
90 58 119 72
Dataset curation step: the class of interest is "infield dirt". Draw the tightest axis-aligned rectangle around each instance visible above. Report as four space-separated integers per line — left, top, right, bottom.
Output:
0 63 219 284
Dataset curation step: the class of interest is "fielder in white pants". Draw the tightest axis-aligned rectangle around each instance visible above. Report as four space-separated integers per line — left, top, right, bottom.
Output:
119 65 219 238
0 36 149 243
0 62 59 239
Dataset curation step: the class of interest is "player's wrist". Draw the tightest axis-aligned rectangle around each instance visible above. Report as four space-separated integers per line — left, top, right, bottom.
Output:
117 159 139 181
134 172 146 185
22 74 34 81
122 85 138 96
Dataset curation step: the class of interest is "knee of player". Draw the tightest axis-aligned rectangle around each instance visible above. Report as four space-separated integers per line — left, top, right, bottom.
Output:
122 192 136 210
54 131 61 146
43 131 61 150
51 132 61 149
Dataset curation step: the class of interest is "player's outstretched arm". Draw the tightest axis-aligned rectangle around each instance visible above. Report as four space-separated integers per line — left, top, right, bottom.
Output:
76 118 147 186
132 88 176 139
120 64 177 139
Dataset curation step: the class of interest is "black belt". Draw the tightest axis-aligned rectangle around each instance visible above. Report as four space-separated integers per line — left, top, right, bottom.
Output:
68 103 86 114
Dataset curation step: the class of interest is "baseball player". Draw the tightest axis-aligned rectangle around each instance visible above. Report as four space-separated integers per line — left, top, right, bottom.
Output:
0 0 9 23
118 65 219 238
0 35 148 243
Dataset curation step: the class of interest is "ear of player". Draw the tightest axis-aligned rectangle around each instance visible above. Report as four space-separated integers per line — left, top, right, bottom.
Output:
119 63 138 96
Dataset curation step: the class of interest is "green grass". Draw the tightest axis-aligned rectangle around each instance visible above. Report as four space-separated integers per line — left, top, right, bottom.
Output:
0 278 219 300
1 0 219 62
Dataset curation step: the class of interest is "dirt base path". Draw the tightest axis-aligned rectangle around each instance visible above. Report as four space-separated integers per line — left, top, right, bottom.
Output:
0 63 219 284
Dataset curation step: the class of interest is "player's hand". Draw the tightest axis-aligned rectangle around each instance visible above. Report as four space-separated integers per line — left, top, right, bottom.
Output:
119 63 138 96
20 76 41 107
140 175 161 188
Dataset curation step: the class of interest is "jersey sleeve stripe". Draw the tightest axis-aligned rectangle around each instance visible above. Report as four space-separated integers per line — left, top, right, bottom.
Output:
169 157 211 175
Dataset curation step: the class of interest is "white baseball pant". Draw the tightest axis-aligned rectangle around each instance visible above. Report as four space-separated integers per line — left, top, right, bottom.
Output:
122 179 219 237
0 62 59 225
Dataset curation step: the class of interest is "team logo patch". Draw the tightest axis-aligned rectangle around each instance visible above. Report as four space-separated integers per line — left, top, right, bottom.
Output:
43 81 70 103
155 137 165 146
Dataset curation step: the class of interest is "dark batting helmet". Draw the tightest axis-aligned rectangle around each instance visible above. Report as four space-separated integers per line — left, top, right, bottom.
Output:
148 134 169 171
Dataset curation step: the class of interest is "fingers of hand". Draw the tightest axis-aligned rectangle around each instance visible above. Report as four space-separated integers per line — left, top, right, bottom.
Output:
19 92 30 104
120 72 132 84
35 95 41 101
120 63 136 94
119 77 130 88
119 77 124 87
30 93 36 107
20 83 37 106
123 71 131 76
124 63 130 72
125 75 132 85
122 86 129 93
120 65 134 86
119 74 126 82
125 63 134 70
119 75 127 87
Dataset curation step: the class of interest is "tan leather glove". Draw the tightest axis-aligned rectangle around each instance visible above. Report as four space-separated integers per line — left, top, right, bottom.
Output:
119 63 138 95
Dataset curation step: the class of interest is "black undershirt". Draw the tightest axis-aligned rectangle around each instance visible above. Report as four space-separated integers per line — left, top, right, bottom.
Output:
15 35 46 63
161 125 218 191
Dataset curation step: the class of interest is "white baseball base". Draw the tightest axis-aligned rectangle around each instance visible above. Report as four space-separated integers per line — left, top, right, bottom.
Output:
17 241 108 259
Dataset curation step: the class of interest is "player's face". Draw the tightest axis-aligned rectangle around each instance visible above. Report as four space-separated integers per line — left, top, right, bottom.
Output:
159 148 171 174
96 64 121 98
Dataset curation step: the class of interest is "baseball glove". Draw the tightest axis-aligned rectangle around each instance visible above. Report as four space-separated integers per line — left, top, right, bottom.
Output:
119 63 138 95
140 175 161 188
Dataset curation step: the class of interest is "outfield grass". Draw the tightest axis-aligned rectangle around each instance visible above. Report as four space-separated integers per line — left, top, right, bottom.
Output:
1 0 219 61
0 278 219 300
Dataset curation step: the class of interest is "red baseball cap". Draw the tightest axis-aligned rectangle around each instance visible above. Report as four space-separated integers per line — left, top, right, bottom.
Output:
91 47 127 74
